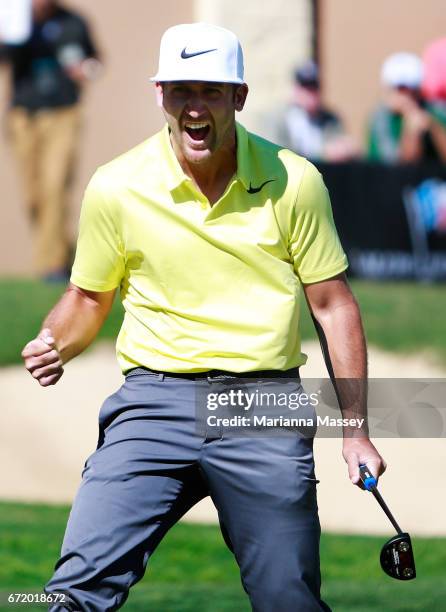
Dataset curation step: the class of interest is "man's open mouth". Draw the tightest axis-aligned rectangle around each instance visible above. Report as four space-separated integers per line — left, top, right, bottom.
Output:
184 122 211 141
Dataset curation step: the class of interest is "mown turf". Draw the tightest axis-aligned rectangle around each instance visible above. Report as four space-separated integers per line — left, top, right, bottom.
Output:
0 279 124 366
0 501 445 611
352 280 446 361
1 278 446 367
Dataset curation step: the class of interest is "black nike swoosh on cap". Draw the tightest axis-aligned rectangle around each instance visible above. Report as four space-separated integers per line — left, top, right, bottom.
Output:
181 47 218 59
246 179 276 194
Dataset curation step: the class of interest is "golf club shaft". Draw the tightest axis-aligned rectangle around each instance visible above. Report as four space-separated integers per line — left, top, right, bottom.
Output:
359 465 403 535
369 485 403 535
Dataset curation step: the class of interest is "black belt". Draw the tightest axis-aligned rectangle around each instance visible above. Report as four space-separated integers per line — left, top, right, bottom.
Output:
126 366 300 380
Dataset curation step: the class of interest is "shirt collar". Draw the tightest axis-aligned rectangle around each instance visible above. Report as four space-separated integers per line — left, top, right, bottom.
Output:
234 121 251 191
161 121 252 193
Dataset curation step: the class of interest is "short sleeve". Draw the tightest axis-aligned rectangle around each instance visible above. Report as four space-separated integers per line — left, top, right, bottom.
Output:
57 13 99 60
289 160 348 284
0 44 9 62
77 16 99 59
70 173 125 291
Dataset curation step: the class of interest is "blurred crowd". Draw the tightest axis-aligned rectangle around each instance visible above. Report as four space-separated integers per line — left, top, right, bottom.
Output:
1 1 446 281
277 42 446 165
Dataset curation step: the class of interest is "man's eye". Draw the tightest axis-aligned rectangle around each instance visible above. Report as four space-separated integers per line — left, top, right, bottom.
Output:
205 88 222 98
172 87 187 96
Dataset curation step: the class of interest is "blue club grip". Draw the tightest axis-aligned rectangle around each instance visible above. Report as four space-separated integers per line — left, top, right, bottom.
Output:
359 464 377 491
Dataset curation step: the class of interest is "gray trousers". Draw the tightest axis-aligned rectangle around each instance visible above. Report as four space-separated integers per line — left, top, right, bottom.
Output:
46 370 331 611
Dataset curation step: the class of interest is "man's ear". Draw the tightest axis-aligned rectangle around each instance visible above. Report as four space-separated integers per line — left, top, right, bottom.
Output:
155 82 164 108
234 84 249 112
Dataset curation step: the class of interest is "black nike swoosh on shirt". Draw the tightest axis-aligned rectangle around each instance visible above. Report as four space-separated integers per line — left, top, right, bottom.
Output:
246 179 276 194
181 47 218 59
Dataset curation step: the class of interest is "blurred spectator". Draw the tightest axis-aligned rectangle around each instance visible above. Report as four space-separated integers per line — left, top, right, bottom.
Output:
422 38 446 130
0 0 101 281
368 52 446 164
276 60 358 161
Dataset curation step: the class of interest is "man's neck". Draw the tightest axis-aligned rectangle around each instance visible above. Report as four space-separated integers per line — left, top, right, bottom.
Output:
172 138 238 205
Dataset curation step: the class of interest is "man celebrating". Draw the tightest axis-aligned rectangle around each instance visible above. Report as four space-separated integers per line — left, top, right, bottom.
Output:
22 23 385 611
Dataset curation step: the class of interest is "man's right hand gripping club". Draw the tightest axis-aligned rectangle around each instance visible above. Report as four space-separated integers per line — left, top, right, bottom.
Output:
22 328 64 387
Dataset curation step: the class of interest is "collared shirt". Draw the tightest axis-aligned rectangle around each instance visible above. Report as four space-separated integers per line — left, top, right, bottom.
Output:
71 122 348 373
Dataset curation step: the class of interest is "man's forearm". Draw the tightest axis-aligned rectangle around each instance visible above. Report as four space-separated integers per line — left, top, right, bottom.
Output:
313 298 366 377
399 124 424 162
312 298 369 438
304 264 385 482
42 284 115 364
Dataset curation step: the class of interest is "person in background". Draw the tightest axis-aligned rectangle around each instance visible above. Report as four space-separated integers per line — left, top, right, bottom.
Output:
368 52 446 164
277 60 358 162
0 0 101 281
422 38 446 135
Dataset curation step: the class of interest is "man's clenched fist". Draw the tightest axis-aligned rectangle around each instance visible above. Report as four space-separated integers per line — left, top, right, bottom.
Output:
22 328 64 386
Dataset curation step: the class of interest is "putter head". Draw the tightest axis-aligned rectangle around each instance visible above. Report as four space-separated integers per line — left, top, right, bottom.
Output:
380 533 416 580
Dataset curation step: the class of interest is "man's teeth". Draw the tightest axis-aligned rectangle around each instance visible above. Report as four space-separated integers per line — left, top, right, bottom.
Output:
185 122 209 129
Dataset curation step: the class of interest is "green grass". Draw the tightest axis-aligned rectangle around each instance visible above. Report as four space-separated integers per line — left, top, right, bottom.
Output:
0 279 124 366
0 501 445 611
349 281 446 361
1 278 446 366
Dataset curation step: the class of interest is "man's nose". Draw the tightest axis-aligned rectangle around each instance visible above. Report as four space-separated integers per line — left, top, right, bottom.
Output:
185 94 207 116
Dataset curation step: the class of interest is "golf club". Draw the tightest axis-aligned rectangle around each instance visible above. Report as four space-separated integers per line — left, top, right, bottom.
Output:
359 464 416 580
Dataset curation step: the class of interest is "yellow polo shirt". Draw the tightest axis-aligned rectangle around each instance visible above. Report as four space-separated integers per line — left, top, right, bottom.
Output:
71 123 348 373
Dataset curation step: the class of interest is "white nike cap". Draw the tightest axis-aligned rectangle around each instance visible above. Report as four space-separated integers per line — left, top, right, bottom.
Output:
381 52 423 89
150 23 244 84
